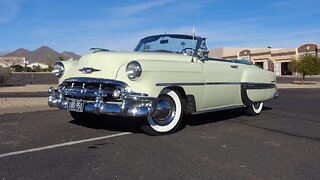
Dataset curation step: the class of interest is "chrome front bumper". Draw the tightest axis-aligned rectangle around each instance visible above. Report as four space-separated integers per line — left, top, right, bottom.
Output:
48 78 158 117
273 86 279 99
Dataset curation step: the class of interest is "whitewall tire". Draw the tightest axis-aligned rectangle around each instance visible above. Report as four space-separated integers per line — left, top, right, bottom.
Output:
245 102 264 116
141 90 184 135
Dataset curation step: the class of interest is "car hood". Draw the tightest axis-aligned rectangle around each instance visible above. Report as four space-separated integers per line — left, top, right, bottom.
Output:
61 51 191 82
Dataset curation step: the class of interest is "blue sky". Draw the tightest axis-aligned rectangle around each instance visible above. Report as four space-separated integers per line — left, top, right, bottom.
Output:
0 0 319 55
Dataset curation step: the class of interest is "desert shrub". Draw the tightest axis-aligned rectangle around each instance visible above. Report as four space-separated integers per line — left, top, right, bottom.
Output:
0 67 11 86
10 65 24 72
48 66 53 72
23 67 32 72
289 55 320 83
31 65 42 72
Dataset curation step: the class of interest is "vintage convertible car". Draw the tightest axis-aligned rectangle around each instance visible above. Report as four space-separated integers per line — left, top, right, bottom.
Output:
48 34 279 135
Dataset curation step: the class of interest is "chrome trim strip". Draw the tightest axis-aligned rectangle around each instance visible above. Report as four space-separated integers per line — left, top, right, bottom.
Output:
273 86 279 99
246 83 275 90
205 82 241 85
156 82 204 86
192 105 245 115
156 82 275 89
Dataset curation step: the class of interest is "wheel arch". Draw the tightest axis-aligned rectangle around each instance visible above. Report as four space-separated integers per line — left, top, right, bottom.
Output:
159 86 196 114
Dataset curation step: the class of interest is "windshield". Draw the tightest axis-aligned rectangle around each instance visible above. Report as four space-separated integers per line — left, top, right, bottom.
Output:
134 34 200 55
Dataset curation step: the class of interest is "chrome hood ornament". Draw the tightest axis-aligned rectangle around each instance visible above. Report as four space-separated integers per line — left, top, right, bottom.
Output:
79 67 101 74
90 48 109 53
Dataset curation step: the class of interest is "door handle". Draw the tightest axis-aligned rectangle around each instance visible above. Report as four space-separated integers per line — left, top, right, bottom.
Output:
231 65 238 69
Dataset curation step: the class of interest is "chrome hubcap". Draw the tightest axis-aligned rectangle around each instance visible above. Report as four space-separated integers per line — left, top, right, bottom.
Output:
155 100 171 119
153 97 176 126
253 102 261 109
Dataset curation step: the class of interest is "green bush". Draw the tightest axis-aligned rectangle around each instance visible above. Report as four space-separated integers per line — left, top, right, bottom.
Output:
10 65 24 72
289 55 320 83
24 67 32 72
0 67 11 86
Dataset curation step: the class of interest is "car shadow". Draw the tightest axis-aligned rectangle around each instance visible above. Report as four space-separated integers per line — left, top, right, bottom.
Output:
185 108 245 126
68 106 273 134
68 115 144 134
185 106 272 126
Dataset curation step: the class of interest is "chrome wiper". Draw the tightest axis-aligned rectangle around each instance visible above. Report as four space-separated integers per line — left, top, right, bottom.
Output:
90 48 110 53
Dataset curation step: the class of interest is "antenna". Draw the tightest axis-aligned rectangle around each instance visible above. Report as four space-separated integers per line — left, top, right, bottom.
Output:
191 26 196 62
192 26 195 43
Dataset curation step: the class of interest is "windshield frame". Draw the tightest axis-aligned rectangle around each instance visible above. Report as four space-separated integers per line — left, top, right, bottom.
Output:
134 34 203 56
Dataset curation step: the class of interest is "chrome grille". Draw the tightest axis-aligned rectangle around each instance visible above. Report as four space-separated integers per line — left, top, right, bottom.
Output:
60 79 126 102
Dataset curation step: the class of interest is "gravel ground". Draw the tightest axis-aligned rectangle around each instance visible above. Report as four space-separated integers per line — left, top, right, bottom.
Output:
0 98 53 115
0 84 57 93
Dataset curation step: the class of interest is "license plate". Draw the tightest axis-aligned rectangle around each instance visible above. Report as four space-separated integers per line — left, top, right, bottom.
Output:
68 99 84 112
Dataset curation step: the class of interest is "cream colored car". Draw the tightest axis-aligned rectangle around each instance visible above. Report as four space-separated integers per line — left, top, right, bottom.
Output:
48 34 278 135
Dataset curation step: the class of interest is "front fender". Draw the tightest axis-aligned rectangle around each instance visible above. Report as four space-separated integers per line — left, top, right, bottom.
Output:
116 60 205 110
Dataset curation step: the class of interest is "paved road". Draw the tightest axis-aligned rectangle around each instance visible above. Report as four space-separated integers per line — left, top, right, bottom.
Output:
0 89 319 179
0 92 48 98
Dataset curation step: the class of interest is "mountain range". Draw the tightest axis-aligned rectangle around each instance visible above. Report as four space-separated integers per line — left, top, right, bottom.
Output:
1 46 81 65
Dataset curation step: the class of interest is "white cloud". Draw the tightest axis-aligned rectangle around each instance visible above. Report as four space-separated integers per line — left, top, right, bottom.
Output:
0 0 22 23
106 0 175 17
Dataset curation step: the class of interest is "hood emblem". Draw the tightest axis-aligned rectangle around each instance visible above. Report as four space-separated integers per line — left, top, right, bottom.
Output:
79 67 101 74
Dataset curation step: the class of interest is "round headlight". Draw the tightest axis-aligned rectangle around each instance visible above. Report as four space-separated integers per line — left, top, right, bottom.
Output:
126 61 142 81
52 62 64 78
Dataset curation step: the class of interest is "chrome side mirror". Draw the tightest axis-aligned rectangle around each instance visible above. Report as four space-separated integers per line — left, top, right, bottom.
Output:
197 48 209 59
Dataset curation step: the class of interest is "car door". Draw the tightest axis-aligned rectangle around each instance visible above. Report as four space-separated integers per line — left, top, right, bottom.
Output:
201 60 242 110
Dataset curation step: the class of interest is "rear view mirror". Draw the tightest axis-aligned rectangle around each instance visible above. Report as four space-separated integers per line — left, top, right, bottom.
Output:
198 48 209 59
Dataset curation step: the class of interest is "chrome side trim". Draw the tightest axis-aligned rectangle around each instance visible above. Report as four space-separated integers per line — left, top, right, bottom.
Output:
205 82 241 85
192 105 245 115
156 82 276 90
273 86 279 99
246 83 275 90
156 82 204 86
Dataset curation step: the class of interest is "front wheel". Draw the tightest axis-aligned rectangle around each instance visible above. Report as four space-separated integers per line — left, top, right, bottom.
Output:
245 102 264 116
141 90 184 136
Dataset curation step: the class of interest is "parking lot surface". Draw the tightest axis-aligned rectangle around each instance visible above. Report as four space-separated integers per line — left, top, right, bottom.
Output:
0 88 319 179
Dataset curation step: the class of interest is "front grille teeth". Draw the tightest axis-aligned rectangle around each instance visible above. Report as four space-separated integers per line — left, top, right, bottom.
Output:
62 81 122 102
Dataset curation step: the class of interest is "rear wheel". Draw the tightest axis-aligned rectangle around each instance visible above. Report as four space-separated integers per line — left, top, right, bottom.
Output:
141 90 184 136
245 102 263 116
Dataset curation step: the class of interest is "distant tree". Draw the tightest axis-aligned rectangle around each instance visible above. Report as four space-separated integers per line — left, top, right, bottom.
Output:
32 65 42 72
59 56 64 61
48 66 53 72
289 54 320 83
23 67 32 72
10 65 23 72
317 56 320 74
